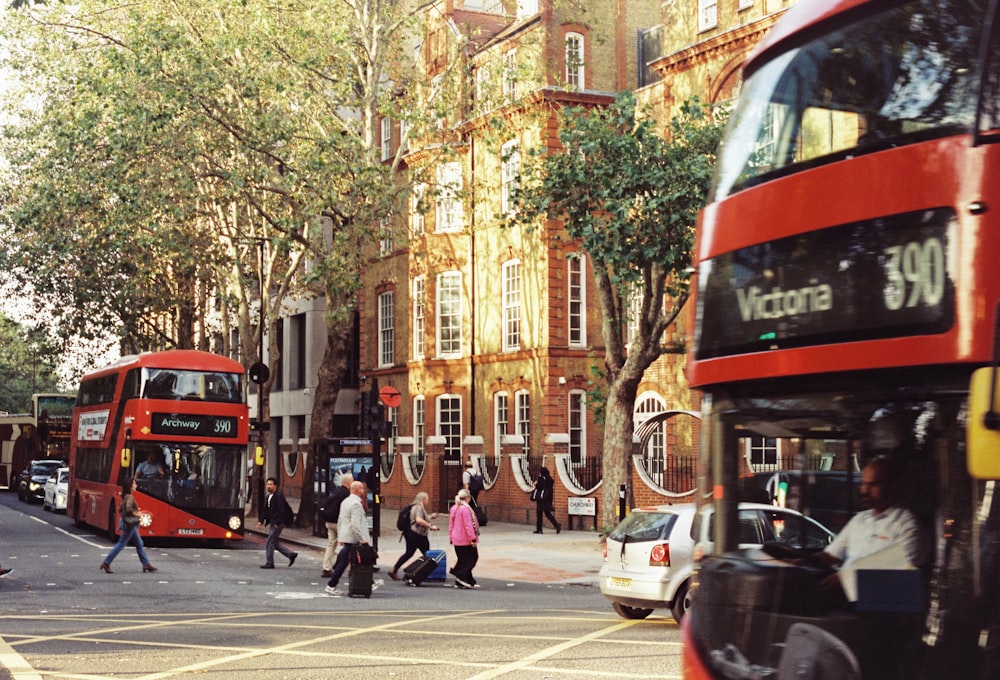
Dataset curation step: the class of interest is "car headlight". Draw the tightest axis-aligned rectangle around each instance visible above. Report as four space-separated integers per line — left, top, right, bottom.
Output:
29 482 41 491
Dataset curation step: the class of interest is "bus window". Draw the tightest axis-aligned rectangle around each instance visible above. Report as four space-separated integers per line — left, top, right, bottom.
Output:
712 1 980 199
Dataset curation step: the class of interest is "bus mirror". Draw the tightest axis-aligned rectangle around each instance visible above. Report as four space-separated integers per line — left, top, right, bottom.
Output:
255 445 265 467
967 367 1000 479
121 446 131 469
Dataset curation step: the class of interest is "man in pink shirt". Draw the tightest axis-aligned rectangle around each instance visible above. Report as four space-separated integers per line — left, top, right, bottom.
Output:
448 488 480 588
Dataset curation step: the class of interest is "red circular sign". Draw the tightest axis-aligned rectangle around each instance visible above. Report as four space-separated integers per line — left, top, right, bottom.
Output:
379 385 402 408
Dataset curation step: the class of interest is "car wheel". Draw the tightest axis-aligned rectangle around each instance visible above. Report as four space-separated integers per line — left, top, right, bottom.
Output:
18 486 26 502
43 497 50 511
671 582 692 623
612 602 654 620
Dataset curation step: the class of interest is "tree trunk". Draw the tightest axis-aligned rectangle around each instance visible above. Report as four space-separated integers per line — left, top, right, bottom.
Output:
300 296 356 526
600 371 642 531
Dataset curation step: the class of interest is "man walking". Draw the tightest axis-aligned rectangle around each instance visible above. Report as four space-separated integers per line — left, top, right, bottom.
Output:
320 472 353 577
256 477 298 569
324 480 371 596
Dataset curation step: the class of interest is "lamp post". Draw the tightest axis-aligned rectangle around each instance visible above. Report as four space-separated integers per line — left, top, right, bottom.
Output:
246 238 270 515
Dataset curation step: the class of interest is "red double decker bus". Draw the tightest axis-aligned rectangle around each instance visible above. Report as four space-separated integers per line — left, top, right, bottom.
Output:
685 1 1000 678
69 350 248 542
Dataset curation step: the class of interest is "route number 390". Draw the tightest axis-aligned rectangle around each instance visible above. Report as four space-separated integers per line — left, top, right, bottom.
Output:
883 238 945 311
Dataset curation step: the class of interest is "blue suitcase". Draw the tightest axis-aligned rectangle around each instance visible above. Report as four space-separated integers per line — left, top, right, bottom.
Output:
426 549 447 580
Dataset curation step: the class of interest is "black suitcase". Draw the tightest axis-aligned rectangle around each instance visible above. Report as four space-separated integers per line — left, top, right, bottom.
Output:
404 550 444 587
348 563 374 598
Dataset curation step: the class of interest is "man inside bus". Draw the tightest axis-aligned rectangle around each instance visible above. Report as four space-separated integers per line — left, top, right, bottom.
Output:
810 456 927 597
135 449 167 480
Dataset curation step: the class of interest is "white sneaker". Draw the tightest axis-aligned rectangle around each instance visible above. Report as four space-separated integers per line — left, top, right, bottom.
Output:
454 577 473 589
324 586 341 596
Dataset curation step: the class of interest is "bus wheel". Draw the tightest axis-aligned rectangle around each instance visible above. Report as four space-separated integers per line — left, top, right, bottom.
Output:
612 602 654 620
107 505 118 542
72 494 85 528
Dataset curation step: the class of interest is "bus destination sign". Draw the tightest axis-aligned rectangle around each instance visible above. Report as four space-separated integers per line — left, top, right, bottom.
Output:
696 208 955 359
150 413 240 439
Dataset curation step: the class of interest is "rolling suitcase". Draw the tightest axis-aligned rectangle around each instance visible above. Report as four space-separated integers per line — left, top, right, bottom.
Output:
404 549 445 587
348 563 374 597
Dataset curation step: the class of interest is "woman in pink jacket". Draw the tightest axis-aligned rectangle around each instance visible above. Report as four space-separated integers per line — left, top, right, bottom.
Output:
448 488 480 588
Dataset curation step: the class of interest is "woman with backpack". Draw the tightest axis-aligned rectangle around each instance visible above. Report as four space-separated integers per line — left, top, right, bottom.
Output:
388 491 439 580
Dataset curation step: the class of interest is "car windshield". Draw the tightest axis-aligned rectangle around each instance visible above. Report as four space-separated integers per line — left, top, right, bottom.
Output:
31 462 60 476
608 510 680 542
711 0 982 199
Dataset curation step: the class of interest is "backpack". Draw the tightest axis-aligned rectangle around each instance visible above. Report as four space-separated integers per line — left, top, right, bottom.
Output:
469 473 484 493
319 490 344 523
396 504 413 532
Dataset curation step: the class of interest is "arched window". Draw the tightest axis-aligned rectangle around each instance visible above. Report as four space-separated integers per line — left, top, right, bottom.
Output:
569 390 587 464
635 392 667 485
565 32 585 89
494 391 509 459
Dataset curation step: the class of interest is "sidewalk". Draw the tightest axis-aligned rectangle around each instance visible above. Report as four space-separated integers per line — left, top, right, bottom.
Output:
252 512 606 586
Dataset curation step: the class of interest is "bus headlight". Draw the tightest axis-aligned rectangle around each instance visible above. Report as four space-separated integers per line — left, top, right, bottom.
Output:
139 512 153 528
228 515 242 531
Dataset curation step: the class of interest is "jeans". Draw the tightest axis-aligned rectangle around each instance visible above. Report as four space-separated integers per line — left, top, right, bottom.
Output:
392 530 430 573
265 523 295 566
328 542 357 588
104 522 150 567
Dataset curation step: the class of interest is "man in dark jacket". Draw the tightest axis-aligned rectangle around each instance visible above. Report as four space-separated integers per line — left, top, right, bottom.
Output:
319 472 353 577
256 477 298 569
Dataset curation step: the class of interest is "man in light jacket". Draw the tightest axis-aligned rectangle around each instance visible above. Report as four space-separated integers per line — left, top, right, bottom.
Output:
449 488 480 589
324 481 371 596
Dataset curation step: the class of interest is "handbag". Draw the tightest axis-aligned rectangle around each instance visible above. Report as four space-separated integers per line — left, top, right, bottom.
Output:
352 543 378 566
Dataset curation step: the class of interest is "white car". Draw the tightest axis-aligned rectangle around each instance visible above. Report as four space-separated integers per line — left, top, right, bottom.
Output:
43 466 69 512
599 502 834 622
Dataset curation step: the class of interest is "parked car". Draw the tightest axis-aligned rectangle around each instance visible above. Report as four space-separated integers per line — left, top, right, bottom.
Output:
599 502 835 622
17 459 63 503
43 466 69 512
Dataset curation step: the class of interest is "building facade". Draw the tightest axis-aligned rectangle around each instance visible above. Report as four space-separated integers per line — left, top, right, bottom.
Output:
265 0 797 527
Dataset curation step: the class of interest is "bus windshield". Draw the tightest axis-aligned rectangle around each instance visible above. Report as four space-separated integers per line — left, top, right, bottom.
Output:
143 368 243 403
693 380 984 679
711 0 983 200
132 441 244 511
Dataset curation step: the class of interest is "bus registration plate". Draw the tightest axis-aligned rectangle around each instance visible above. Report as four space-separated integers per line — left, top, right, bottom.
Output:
609 577 632 590
178 528 204 535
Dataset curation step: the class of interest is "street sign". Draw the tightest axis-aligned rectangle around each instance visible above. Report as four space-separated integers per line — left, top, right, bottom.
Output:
378 385 402 408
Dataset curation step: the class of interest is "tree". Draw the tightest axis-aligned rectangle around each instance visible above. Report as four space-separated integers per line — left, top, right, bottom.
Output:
512 91 727 529
0 313 62 413
0 0 464 522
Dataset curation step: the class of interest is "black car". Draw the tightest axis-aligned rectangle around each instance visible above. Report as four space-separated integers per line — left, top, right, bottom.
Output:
18 460 63 503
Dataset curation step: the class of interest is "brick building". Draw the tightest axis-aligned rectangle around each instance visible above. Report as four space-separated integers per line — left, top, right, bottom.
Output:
265 0 796 530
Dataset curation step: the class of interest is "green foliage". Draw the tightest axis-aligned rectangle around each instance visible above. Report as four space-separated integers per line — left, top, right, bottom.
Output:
512 90 727 376
0 0 409 353
0 314 62 413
